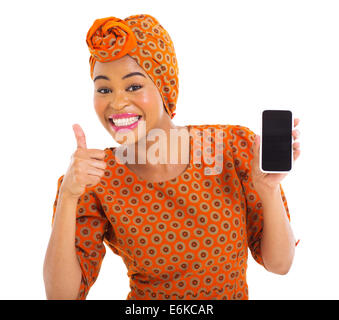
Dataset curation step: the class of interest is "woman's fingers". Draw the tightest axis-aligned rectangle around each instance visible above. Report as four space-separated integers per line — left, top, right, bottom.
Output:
292 118 300 140
294 118 300 127
292 129 300 140
293 141 301 161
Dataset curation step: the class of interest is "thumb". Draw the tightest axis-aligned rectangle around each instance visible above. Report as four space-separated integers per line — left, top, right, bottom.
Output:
254 134 260 147
72 124 87 149
253 134 260 153
250 134 261 175
251 134 260 160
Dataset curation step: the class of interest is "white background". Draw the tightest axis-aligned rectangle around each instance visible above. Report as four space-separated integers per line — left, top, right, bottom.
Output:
1 0 338 299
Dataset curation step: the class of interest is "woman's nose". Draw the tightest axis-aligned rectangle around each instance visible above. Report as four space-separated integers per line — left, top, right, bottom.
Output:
111 91 129 111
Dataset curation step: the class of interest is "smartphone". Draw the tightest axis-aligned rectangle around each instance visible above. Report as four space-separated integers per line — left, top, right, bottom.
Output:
260 110 293 173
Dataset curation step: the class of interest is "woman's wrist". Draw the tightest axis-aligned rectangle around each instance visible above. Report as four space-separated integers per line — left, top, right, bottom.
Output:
254 183 281 202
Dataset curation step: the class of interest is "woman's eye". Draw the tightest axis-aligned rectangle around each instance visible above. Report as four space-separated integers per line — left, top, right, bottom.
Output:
127 84 142 92
97 85 142 94
97 88 111 94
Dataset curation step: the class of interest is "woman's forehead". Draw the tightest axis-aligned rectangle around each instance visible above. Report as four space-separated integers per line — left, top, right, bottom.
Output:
93 55 146 78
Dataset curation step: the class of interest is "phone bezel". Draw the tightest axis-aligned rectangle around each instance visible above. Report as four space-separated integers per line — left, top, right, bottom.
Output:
259 109 294 174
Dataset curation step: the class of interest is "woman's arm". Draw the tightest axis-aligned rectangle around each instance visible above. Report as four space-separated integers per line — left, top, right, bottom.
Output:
249 119 300 274
259 186 295 275
43 190 82 299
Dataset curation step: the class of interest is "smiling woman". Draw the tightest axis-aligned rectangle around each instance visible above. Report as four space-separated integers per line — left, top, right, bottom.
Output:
44 13 299 301
92 54 172 147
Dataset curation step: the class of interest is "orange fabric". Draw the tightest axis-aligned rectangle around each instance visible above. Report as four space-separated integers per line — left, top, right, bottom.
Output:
86 14 178 119
52 124 291 300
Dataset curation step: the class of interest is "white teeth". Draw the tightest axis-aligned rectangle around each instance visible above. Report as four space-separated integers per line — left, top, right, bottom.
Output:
112 116 139 127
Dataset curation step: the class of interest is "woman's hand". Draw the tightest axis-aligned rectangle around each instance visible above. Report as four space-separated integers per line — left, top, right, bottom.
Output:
60 124 107 199
250 118 301 194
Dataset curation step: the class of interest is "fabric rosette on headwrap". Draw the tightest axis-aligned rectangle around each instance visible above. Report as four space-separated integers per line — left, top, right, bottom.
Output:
86 14 179 119
86 17 138 77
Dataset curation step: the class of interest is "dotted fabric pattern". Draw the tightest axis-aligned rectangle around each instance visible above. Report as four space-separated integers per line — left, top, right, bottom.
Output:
51 124 291 300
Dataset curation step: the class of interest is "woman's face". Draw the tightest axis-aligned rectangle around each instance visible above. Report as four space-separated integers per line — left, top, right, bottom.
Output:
93 54 167 145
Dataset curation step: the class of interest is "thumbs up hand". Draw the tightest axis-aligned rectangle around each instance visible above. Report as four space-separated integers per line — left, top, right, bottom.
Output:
60 124 107 199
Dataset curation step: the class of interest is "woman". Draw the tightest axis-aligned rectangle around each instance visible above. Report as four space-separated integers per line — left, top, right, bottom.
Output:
43 14 301 300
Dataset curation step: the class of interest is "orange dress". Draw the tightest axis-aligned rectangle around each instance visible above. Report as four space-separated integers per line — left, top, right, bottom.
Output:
51 124 291 300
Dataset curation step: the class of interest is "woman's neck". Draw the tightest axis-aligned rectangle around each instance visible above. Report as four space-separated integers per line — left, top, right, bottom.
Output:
116 123 191 177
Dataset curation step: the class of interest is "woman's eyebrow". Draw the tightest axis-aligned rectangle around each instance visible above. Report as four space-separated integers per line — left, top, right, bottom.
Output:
122 72 146 80
93 72 146 82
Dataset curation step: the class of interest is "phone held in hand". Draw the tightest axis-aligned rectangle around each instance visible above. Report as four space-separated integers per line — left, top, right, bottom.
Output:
260 110 293 173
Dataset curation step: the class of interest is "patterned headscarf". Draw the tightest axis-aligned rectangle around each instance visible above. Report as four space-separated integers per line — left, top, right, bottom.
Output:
86 14 178 119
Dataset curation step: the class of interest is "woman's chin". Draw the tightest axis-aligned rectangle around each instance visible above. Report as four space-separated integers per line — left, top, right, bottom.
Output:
114 131 147 146
109 119 147 144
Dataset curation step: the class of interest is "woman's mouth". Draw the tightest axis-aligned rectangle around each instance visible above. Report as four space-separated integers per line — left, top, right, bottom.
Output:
108 113 143 132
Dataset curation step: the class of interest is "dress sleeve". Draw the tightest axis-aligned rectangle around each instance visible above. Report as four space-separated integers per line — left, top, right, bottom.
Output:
52 175 109 299
230 125 292 267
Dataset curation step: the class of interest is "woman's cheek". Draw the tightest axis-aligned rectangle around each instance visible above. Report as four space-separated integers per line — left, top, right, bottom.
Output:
137 90 161 115
136 93 153 113
93 95 106 115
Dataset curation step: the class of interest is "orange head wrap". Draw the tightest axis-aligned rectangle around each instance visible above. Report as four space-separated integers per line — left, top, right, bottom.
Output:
86 14 178 119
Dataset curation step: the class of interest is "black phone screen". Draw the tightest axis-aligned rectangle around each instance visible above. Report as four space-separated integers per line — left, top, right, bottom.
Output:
262 110 292 171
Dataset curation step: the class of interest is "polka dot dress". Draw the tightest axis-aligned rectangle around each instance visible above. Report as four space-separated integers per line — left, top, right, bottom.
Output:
52 124 291 300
